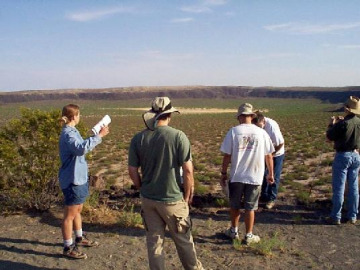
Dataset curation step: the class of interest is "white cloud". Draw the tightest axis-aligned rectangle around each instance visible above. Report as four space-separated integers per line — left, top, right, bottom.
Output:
339 45 360 49
246 53 301 61
321 43 332 48
322 43 360 49
264 22 360 34
264 23 292 31
180 0 228 13
180 6 211 13
170 17 194 23
202 0 228 6
66 6 135 22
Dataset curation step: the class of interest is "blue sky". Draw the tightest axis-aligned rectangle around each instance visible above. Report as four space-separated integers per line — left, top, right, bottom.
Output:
1 0 360 91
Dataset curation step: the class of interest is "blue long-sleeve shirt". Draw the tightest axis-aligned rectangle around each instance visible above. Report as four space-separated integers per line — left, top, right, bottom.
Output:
58 125 102 189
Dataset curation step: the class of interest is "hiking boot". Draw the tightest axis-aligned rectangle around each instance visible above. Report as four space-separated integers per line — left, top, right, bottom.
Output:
242 234 260 245
224 228 239 240
324 217 341 225
75 233 99 247
265 201 275 209
63 244 87 259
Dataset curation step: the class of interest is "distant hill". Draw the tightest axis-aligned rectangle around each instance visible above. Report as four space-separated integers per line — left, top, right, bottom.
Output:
1 86 359 104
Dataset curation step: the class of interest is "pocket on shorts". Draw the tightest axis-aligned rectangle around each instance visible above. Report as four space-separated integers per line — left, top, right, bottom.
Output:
174 215 192 234
173 203 192 234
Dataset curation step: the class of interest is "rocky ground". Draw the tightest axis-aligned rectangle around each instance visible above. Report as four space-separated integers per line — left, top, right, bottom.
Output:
1 193 359 270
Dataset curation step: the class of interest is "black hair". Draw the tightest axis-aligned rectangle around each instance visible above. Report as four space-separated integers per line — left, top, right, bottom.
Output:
156 113 171 121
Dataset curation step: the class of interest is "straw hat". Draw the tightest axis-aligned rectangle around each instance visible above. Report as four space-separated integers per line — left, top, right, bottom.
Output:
235 103 256 118
142 97 180 130
345 96 360 115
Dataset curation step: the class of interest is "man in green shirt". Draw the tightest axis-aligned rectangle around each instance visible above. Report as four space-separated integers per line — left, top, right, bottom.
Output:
128 97 203 270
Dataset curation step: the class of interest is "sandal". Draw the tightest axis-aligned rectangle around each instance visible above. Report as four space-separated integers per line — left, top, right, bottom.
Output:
75 232 99 247
63 244 87 259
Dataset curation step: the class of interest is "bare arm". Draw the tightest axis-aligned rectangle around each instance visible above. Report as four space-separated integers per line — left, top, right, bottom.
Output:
182 160 195 204
128 166 141 189
265 154 274 184
220 154 231 187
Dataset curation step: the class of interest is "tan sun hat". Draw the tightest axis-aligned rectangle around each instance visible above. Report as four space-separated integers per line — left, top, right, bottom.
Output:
142 97 180 130
235 103 256 118
345 96 360 115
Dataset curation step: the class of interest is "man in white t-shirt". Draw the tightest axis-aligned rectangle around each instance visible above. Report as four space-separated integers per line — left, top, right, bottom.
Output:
253 113 285 209
220 103 274 245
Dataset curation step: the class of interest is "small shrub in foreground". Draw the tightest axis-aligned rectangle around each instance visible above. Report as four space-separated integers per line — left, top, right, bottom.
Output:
118 205 143 228
233 232 285 257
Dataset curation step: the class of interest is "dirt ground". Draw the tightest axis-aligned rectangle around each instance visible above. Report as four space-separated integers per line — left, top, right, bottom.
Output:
1 193 359 270
121 108 238 114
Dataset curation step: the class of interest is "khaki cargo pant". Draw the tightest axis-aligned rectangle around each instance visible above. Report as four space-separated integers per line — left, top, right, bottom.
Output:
141 197 204 270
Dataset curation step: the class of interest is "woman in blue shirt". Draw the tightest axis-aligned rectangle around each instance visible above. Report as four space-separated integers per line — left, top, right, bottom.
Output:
59 104 109 259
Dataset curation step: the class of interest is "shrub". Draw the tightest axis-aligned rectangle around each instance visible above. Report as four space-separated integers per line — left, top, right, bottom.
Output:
194 175 210 195
0 108 86 211
233 231 285 257
215 198 229 207
295 190 313 206
118 204 143 228
312 176 331 186
320 158 333 167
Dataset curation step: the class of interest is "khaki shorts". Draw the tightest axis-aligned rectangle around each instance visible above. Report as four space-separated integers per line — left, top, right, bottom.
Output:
229 182 261 210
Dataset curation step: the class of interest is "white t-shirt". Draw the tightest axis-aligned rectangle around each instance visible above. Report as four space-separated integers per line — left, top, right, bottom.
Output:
264 117 285 157
220 124 274 185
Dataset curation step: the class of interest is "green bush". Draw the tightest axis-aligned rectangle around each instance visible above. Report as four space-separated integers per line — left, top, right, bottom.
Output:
296 190 313 206
118 204 143 228
0 108 86 211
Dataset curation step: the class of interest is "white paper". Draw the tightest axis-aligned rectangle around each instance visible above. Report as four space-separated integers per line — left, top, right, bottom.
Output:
92 115 111 135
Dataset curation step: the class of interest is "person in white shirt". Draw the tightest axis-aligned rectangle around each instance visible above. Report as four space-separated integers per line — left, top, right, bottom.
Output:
253 113 285 209
220 103 274 244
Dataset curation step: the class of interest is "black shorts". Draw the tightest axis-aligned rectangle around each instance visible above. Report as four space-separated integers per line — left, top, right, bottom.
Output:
229 182 261 210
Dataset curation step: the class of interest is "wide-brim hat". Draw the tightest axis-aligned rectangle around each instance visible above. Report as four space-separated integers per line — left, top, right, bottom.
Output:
142 97 180 130
235 103 256 118
345 96 360 115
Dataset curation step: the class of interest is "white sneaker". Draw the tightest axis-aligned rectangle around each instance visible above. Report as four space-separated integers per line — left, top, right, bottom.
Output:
243 234 260 245
224 228 239 240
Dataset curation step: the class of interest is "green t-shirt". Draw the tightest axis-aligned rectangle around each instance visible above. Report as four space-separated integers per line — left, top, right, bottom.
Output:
128 126 191 202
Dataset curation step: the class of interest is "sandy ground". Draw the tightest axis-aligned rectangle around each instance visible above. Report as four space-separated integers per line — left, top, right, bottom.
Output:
1 196 360 270
117 108 238 114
